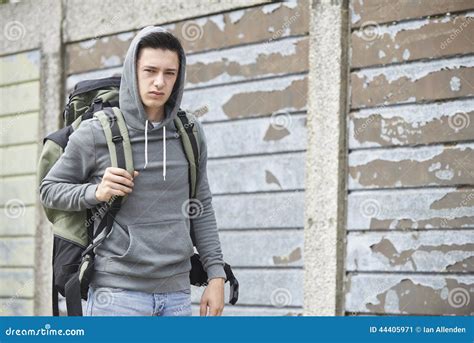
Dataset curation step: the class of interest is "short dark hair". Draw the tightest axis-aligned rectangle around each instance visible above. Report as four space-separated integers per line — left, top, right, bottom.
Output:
136 31 184 64
136 31 184 102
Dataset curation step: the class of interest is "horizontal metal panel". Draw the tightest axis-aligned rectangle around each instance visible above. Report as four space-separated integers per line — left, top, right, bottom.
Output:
347 187 474 230
351 12 474 68
0 112 39 147
351 56 474 109
0 82 39 117
220 229 303 267
0 205 36 236
0 268 34 297
214 191 304 229
0 175 37 207
345 273 474 315
347 230 474 272
0 238 35 267
350 0 474 27
0 51 40 85
0 144 38 177
182 74 307 122
204 114 307 158
186 36 309 88
348 143 474 189
65 0 308 74
349 98 474 148
209 152 305 194
0 297 34 316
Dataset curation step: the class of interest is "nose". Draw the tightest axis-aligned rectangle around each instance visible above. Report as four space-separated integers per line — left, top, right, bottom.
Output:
153 72 165 89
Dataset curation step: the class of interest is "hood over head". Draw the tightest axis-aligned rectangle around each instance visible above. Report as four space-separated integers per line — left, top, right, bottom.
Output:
119 26 187 180
119 26 186 131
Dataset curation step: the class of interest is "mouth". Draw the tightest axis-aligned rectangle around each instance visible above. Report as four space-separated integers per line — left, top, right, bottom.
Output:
149 91 165 97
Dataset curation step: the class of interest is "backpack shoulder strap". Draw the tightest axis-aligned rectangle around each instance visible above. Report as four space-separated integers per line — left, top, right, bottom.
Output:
174 110 201 199
94 107 134 174
80 107 134 257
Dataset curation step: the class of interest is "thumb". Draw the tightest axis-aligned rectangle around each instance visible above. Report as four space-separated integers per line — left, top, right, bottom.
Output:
133 171 139 177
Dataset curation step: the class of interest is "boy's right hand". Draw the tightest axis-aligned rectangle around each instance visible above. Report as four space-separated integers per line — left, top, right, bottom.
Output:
95 167 139 202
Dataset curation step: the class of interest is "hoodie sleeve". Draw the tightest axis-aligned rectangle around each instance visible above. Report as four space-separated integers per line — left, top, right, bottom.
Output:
191 120 227 282
39 120 102 211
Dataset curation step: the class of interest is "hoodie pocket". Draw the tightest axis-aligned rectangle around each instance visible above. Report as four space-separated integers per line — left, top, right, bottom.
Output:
105 219 194 278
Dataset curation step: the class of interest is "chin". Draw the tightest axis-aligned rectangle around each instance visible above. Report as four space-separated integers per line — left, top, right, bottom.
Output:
145 99 166 108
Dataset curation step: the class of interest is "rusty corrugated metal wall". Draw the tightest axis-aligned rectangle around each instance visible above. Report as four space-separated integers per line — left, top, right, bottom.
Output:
345 0 474 315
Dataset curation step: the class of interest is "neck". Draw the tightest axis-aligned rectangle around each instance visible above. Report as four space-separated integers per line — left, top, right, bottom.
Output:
145 105 165 122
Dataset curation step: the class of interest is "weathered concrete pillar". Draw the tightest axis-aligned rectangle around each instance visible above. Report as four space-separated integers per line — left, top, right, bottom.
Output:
304 0 349 315
35 0 64 316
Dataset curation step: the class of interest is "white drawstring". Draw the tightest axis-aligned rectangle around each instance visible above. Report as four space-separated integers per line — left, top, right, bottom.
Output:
143 119 166 181
144 119 149 169
163 126 166 180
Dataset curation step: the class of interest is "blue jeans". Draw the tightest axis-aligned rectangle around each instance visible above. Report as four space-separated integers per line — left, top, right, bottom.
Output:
85 286 192 316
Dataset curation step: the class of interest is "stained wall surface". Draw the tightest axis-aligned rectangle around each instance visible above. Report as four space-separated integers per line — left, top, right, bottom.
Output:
345 0 474 315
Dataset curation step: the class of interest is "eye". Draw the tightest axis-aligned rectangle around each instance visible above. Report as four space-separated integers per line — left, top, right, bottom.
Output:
144 69 153 73
166 72 175 75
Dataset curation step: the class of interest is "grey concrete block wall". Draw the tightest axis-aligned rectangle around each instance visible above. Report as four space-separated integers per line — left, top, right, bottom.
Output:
1 0 62 316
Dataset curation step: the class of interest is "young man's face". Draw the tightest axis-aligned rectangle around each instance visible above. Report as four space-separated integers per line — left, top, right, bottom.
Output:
136 47 179 116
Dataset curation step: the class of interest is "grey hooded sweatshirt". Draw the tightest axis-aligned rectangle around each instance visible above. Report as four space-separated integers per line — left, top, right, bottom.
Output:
40 26 226 293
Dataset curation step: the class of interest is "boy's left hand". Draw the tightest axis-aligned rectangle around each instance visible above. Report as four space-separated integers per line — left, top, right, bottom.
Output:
200 278 225 316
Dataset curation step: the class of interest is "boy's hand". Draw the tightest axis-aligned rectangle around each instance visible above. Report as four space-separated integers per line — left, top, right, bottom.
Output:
95 167 139 202
200 278 225 316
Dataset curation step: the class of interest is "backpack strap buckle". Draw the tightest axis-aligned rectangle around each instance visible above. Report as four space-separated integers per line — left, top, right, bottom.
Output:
112 135 123 143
